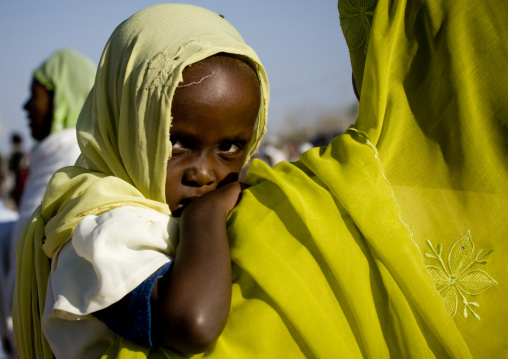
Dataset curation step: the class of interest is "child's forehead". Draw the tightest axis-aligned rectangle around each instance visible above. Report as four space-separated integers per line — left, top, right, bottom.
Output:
175 55 260 104
170 54 261 141
183 54 257 80
171 55 259 109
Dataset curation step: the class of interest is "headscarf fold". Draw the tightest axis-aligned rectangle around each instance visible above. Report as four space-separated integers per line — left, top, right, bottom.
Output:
13 4 268 358
33 48 96 134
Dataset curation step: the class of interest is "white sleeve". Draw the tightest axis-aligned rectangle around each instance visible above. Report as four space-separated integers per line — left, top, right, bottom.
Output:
46 206 179 319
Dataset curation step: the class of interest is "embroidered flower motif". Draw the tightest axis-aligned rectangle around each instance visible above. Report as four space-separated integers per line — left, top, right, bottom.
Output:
338 0 377 52
424 231 498 320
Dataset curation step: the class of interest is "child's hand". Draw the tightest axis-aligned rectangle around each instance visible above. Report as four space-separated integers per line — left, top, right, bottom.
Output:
153 181 247 353
182 181 245 220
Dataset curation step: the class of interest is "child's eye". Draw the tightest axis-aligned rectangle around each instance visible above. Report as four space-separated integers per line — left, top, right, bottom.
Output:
218 142 243 154
170 136 185 153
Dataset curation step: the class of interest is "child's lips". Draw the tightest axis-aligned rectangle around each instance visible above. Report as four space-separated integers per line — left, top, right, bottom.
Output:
172 197 199 217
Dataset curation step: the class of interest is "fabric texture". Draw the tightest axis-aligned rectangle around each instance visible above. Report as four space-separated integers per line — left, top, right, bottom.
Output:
13 4 268 359
33 48 96 134
45 206 177 318
338 0 508 356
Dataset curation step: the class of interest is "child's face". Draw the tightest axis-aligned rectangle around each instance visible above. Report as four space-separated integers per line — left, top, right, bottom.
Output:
166 56 261 217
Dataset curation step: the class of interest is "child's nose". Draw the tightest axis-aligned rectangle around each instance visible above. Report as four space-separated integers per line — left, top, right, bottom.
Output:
183 158 217 187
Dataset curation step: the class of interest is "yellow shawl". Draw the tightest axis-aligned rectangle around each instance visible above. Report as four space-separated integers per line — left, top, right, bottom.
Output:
13 4 268 358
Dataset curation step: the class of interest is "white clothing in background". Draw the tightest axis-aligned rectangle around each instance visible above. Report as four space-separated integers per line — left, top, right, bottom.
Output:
4 128 81 350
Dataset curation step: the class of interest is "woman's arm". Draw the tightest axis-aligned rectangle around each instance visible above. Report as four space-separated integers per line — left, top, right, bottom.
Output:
151 182 242 354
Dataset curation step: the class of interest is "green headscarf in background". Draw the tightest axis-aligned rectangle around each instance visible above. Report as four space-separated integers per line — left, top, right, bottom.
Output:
13 4 269 358
33 48 96 134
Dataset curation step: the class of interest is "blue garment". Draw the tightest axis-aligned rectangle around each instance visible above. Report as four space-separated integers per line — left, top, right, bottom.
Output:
94 263 172 347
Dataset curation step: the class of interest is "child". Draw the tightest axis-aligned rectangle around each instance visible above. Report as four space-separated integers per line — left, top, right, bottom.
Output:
13 4 268 358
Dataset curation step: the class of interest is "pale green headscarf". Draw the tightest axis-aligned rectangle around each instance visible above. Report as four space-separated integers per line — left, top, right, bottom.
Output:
13 4 268 358
33 48 96 134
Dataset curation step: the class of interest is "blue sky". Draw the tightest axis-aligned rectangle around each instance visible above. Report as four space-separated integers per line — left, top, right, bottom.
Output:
0 0 354 154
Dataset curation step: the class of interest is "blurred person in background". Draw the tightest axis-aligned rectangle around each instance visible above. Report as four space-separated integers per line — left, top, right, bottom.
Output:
0 156 18 359
5 48 95 356
8 133 28 209
9 48 95 244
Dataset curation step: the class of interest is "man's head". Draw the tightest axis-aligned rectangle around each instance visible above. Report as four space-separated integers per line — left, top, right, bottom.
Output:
23 48 95 142
24 78 54 141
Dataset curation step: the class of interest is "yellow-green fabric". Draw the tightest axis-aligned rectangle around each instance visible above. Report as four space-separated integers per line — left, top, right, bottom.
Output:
33 48 96 134
339 0 507 356
13 4 268 358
